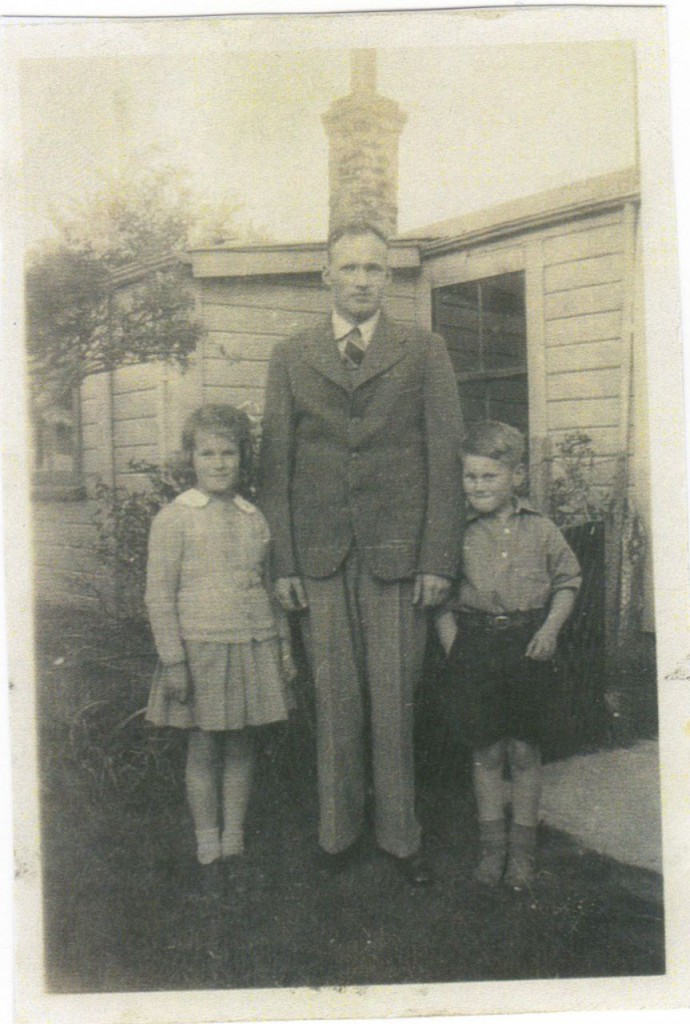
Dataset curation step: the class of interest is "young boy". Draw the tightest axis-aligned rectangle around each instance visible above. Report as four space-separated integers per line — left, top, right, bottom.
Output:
437 421 581 888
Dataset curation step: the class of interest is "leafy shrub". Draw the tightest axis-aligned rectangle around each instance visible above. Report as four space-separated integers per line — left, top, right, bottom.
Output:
93 457 194 620
548 432 612 527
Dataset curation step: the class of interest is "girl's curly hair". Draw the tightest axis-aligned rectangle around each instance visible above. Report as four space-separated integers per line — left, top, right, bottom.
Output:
181 404 254 497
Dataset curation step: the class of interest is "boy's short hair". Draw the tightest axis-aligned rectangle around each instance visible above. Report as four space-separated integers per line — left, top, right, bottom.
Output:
326 219 389 256
461 420 526 468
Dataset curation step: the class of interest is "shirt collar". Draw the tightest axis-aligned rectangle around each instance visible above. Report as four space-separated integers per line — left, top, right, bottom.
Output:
466 496 543 522
176 488 256 514
332 309 381 347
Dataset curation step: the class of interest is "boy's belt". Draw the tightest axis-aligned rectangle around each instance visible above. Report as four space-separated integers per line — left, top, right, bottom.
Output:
458 609 545 631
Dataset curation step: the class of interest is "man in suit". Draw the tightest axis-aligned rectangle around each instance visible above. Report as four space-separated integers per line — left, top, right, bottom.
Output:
259 221 463 884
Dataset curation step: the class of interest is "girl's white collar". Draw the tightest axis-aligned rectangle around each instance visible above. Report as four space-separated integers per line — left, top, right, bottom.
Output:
176 488 256 514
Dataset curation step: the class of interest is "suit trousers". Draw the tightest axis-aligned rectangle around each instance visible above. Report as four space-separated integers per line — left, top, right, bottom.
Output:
301 547 428 857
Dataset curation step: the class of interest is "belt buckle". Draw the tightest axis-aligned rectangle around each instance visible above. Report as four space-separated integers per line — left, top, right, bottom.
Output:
493 614 511 630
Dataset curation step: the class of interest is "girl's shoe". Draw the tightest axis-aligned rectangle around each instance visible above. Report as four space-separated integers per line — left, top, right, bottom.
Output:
222 853 251 895
195 859 223 898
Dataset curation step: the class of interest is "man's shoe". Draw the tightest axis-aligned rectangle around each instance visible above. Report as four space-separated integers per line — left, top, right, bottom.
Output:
317 839 364 876
391 851 434 886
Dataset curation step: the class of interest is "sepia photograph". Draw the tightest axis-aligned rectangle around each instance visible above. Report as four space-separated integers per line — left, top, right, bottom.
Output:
1 3 688 1022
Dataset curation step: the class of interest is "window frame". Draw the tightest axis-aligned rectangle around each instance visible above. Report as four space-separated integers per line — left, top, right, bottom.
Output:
421 242 549 506
31 385 85 502
431 269 529 435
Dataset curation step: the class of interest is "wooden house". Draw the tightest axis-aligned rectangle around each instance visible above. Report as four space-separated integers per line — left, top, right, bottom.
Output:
31 52 652 634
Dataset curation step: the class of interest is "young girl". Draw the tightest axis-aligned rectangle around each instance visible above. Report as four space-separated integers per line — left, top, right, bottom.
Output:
145 404 293 889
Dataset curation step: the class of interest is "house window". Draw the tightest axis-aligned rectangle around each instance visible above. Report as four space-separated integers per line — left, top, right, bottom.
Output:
432 271 528 436
32 387 84 500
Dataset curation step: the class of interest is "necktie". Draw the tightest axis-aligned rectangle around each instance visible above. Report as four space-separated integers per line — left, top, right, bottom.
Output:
342 327 365 368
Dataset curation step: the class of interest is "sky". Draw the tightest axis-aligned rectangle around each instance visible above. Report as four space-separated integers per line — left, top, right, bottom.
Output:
17 36 637 247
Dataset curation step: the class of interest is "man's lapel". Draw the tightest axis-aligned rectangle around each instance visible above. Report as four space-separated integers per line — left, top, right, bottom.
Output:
353 314 408 389
300 319 350 390
299 314 409 391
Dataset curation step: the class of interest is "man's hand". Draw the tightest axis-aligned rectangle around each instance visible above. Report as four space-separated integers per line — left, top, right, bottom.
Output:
279 636 297 682
274 576 309 612
162 662 190 703
435 609 458 655
412 573 452 608
525 624 559 662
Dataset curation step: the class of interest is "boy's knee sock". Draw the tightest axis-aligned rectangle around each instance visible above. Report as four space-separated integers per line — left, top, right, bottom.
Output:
472 741 506 822
473 818 506 885
509 741 541 828
509 822 537 850
505 823 537 887
479 819 506 843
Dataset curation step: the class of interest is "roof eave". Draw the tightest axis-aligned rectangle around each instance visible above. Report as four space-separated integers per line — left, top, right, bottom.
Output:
415 167 641 257
189 239 422 279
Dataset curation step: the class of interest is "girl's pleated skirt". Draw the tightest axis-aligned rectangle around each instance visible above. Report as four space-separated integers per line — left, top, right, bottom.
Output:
146 637 293 731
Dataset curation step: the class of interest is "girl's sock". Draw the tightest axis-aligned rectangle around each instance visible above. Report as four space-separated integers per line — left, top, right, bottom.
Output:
221 828 245 858
195 827 221 865
221 731 255 858
185 731 221 862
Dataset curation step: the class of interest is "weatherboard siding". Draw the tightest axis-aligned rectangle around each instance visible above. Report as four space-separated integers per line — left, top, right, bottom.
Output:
198 272 417 413
32 499 105 609
541 210 628 495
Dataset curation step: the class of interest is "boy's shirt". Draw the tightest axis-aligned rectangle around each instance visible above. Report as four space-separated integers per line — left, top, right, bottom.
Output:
452 498 581 615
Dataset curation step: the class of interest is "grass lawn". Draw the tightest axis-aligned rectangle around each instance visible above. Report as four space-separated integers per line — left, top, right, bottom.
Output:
36 606 664 993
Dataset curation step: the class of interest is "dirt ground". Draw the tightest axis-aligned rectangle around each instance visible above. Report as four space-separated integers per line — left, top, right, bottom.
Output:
36 607 664 993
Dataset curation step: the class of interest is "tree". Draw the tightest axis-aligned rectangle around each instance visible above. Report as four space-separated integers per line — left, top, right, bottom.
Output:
26 153 264 395
26 249 202 396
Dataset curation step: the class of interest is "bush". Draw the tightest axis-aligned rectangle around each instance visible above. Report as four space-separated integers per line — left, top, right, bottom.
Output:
93 458 194 620
548 432 611 527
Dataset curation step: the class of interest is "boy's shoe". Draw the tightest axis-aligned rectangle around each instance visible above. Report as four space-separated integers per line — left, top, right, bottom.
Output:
504 847 536 889
504 824 537 889
473 819 506 886
389 851 435 887
316 836 366 876
473 845 507 886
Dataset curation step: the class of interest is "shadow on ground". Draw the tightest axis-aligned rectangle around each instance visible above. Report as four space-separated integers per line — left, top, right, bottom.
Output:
36 607 664 993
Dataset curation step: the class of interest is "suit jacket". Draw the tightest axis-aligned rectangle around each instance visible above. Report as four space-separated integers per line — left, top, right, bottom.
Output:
258 313 464 581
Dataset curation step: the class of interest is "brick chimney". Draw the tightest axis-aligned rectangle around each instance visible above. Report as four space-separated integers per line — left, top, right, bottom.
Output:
322 49 407 239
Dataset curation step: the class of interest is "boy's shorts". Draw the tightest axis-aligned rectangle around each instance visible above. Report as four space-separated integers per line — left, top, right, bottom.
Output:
440 609 558 751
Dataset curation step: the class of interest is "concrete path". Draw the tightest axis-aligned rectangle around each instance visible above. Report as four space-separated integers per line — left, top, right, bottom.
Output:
540 739 663 874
